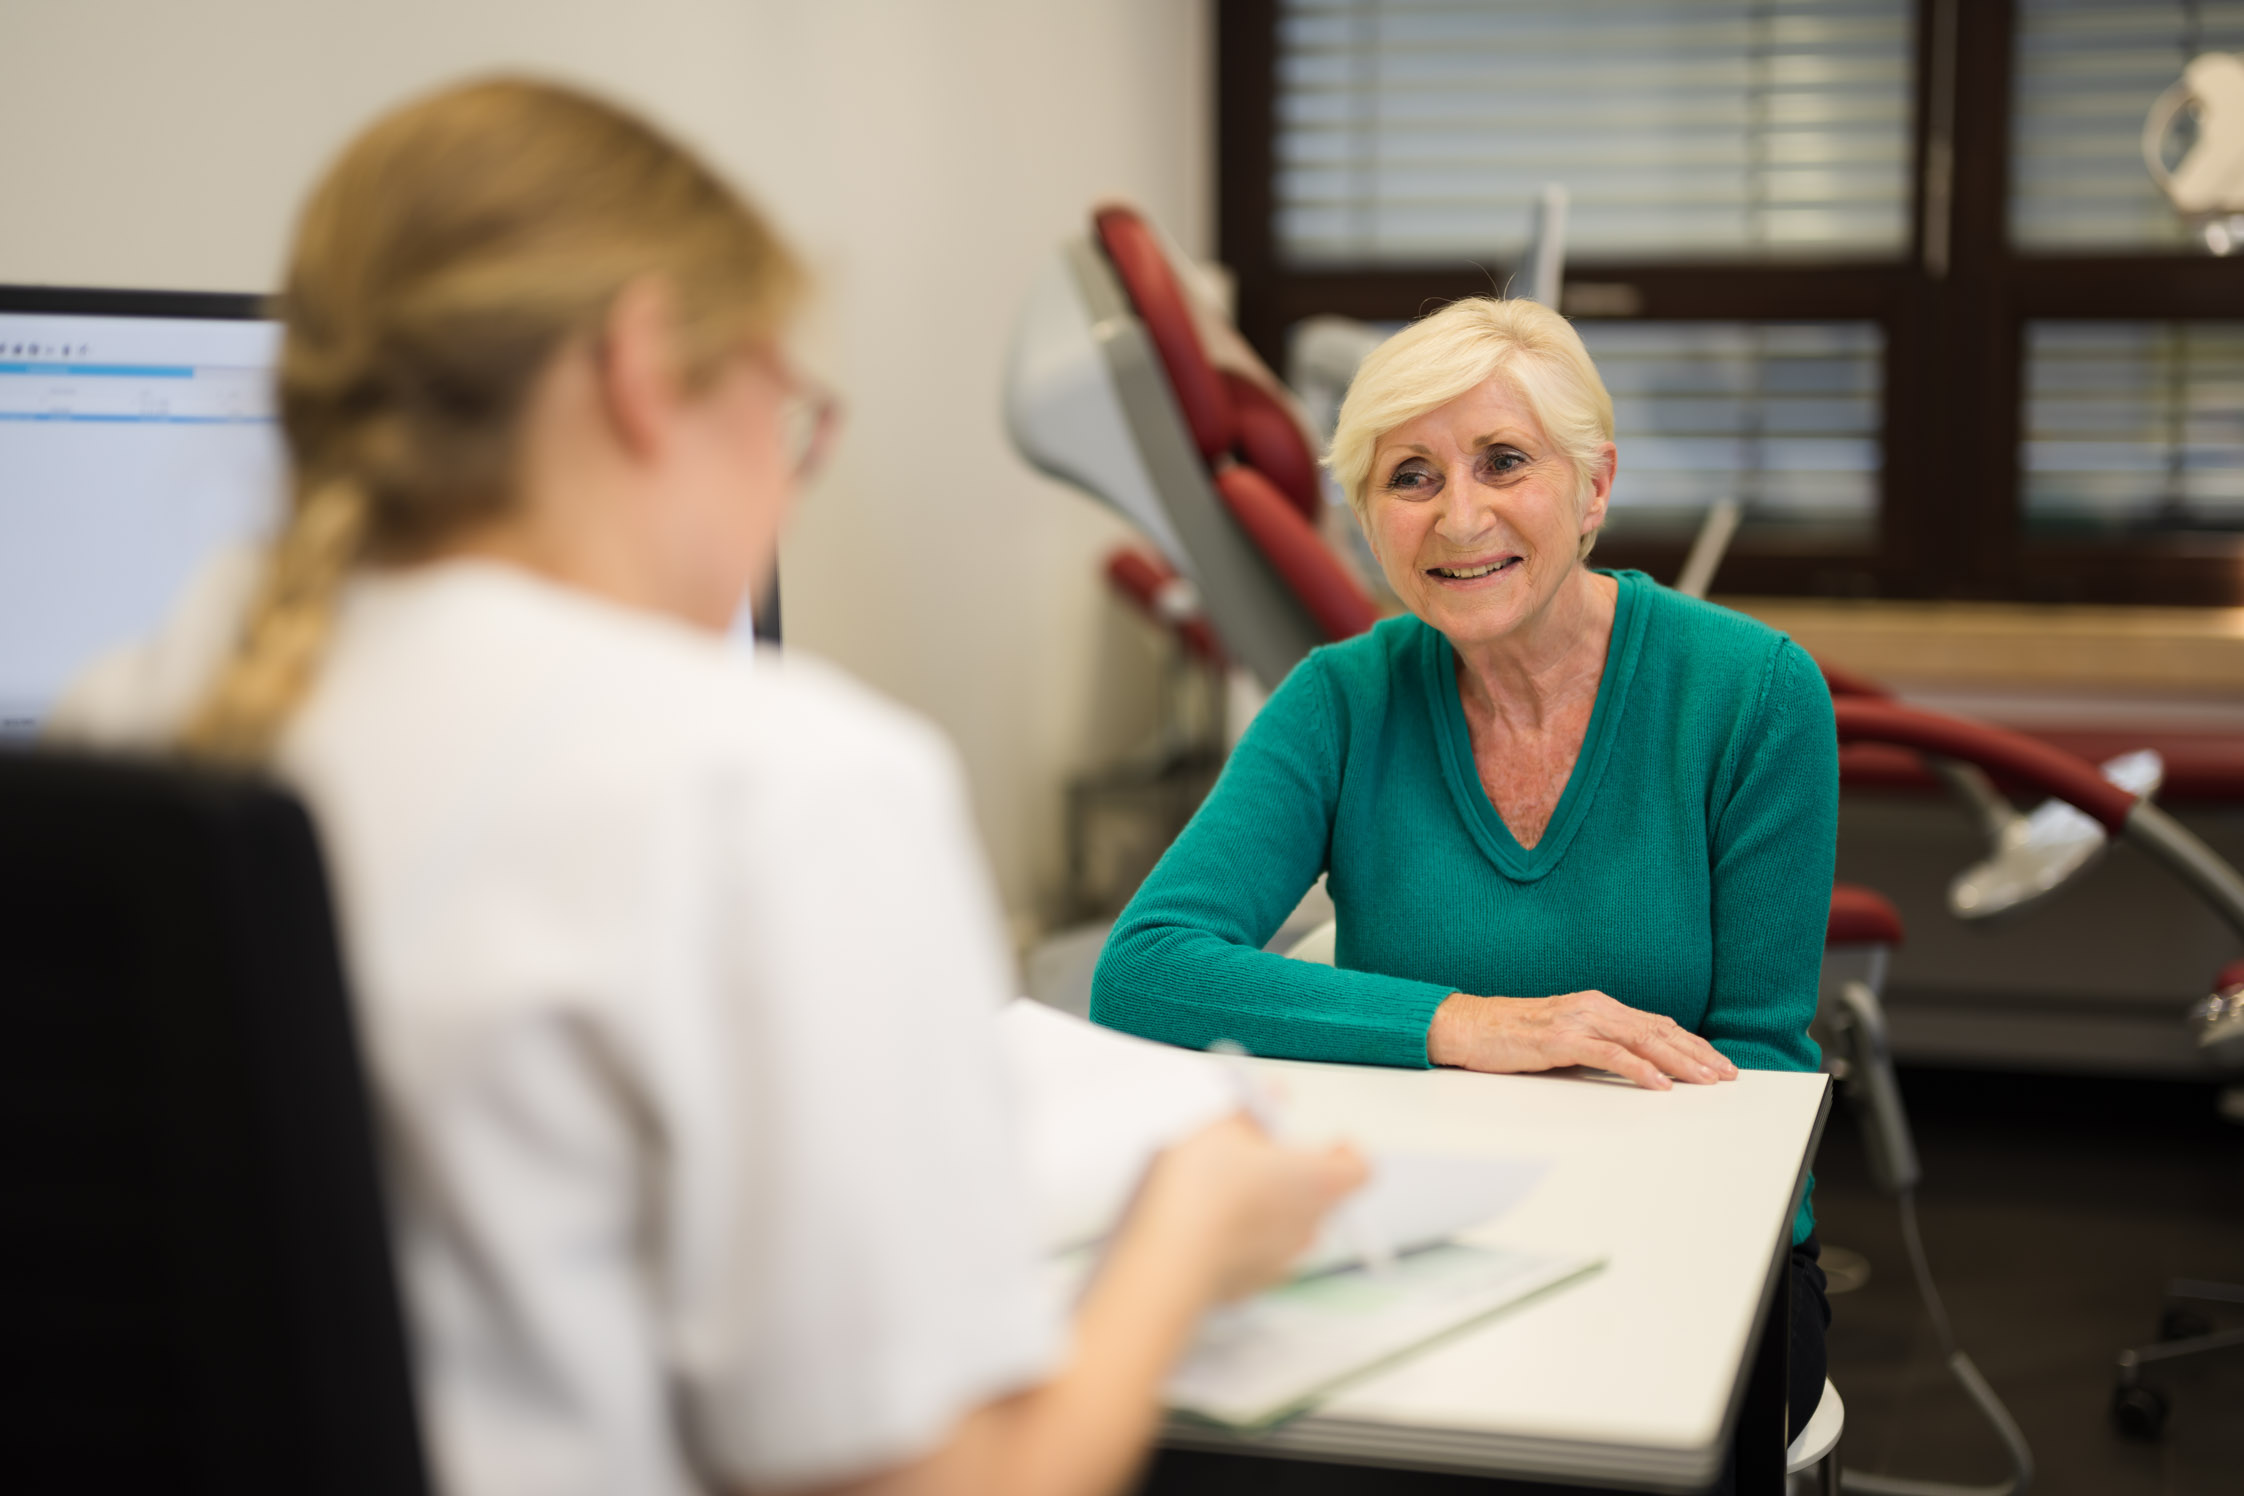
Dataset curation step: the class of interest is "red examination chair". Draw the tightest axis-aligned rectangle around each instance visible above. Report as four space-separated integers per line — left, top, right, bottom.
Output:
1006 204 1376 688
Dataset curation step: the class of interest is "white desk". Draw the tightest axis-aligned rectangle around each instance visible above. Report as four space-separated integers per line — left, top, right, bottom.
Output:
1161 1058 1830 1493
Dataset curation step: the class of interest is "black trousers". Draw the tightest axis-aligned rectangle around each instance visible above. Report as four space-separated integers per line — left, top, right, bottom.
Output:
1789 1230 1832 1444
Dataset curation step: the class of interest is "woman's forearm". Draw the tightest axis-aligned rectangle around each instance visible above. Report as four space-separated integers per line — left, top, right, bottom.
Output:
798 1120 1361 1496
980 1202 1221 1496
973 1117 1357 1496
1096 921 1450 1068
791 1203 1214 1496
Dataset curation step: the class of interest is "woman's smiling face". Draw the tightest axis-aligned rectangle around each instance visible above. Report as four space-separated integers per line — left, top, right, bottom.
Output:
1362 374 1615 651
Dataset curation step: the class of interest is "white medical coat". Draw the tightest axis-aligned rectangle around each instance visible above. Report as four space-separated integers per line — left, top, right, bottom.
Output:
51 557 1062 1496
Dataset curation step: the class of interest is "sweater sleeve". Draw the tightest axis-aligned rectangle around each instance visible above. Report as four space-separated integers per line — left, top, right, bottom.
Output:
1091 656 1454 1067
1703 637 1835 1076
1706 639 1833 1247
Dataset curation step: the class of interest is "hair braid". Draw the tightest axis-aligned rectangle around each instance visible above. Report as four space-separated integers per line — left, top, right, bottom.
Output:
180 478 369 763
172 76 804 764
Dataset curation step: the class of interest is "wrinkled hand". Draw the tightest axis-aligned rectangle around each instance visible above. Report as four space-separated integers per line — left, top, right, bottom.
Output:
1130 1114 1368 1304
1427 990 1739 1090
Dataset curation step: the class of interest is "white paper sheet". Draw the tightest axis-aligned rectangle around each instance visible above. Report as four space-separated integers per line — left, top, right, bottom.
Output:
999 1000 1550 1271
999 998 1238 1253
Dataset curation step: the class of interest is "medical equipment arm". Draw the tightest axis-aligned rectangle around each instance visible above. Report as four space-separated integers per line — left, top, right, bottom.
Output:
1832 699 2244 941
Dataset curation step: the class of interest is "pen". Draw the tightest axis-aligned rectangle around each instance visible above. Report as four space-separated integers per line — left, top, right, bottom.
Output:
1207 1039 1283 1135
1208 1039 1394 1277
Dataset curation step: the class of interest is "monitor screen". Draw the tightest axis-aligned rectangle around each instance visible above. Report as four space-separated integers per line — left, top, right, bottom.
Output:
0 290 284 740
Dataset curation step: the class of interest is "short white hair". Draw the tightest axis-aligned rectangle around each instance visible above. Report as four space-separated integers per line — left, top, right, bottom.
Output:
1326 298 1616 557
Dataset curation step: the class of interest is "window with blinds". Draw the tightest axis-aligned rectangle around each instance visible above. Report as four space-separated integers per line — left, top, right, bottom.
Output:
1274 0 1917 265
2010 1 2244 251
2023 321 2244 533
1584 321 1882 538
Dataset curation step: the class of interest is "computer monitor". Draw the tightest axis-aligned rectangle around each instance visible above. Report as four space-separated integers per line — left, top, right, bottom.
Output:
0 286 285 740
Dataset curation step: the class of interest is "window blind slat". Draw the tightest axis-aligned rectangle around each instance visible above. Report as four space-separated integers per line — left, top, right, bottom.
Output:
1274 0 1914 265
2023 321 2244 531
1581 321 1882 537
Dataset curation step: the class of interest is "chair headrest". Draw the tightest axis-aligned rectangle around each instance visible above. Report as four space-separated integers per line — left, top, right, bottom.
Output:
1222 371 1321 522
1094 205 1235 463
1095 212 1324 523
1094 202 1374 648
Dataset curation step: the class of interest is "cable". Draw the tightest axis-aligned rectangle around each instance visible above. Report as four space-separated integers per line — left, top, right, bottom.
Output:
1840 1191 2034 1496
1898 1187 1956 1355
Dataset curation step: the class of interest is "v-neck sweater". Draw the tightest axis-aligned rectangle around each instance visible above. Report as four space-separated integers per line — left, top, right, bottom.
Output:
1091 570 1836 1243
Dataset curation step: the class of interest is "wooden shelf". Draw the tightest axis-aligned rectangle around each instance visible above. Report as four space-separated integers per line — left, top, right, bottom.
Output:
1720 596 2244 695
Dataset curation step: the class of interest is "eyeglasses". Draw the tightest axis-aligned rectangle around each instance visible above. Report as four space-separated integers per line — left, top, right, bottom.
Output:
777 366 841 483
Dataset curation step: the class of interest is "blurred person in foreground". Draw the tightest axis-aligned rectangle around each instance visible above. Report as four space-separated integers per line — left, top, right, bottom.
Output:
49 77 1362 1496
1092 297 1835 1441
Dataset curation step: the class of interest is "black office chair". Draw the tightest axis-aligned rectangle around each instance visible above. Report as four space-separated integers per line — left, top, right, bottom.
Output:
0 751 431 1495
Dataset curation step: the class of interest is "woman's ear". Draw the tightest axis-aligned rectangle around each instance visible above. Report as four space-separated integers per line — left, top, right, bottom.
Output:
593 278 682 462
1578 441 1617 537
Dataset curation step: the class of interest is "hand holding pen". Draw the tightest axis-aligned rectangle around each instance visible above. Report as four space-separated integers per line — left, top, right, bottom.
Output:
1210 1040 1393 1278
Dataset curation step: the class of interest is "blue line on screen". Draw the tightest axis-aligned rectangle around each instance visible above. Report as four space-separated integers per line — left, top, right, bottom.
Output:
0 412 271 425
0 362 199 378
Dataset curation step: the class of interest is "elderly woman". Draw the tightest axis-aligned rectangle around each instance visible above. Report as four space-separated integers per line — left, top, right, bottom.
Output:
1091 295 1835 1440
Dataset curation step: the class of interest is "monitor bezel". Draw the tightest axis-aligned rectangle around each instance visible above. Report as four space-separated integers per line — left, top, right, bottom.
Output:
0 284 788 645
0 284 267 321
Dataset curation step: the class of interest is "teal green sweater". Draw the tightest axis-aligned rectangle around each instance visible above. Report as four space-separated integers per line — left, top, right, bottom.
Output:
1092 571 1835 1244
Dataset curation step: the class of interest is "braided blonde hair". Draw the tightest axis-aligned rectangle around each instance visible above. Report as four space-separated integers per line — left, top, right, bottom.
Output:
182 77 805 763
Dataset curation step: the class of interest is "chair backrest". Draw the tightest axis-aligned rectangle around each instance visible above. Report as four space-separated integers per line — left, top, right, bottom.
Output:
0 751 431 1496
1091 207 1379 654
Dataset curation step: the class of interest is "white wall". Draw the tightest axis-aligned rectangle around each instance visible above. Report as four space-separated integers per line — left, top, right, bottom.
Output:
0 0 1207 938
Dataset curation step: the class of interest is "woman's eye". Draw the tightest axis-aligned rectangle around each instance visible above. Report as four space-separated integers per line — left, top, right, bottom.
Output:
1480 448 1528 478
1385 463 1436 494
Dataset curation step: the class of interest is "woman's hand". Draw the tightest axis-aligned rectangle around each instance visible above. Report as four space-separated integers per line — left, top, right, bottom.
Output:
1128 1114 1368 1304
1426 991 1740 1090
799 1118 1364 1496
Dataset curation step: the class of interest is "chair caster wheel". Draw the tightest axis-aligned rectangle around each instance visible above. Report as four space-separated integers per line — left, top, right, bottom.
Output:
2158 1306 2213 1342
2111 1382 2168 1441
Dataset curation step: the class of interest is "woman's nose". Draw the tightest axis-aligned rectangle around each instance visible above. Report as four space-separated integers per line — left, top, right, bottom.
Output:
1433 468 1495 542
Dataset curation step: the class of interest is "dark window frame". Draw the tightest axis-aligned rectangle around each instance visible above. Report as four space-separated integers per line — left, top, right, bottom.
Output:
1218 0 2244 604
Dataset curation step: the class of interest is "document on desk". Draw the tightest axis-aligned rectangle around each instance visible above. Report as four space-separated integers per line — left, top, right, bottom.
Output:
1166 1243 1603 1430
999 999 1552 1262
1003 999 1599 1427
